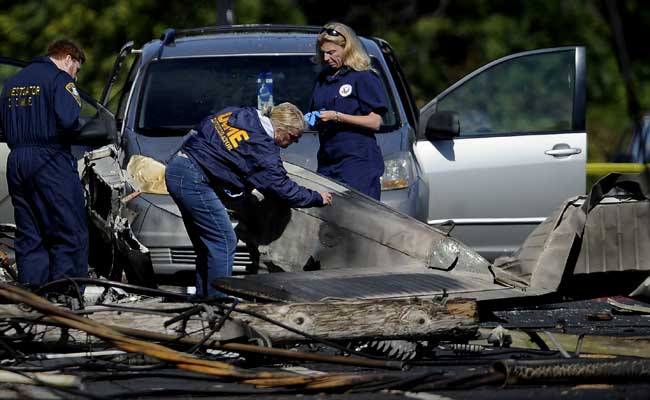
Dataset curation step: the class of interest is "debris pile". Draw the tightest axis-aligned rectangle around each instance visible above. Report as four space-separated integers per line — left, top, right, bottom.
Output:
0 278 648 398
1 173 650 398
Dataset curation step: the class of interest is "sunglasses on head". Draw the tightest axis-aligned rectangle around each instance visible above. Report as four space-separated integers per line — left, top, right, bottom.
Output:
320 27 342 37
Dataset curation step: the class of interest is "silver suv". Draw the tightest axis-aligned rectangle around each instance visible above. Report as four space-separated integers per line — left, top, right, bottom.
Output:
0 26 586 280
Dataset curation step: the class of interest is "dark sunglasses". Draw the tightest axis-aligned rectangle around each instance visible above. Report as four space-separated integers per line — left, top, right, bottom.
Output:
320 27 343 38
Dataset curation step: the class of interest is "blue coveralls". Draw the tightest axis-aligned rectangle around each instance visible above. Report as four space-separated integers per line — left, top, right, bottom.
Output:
310 67 388 200
165 107 324 297
0 56 88 289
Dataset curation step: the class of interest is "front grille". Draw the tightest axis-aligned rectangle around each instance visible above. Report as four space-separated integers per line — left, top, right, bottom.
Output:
234 251 254 266
149 246 255 275
170 248 196 264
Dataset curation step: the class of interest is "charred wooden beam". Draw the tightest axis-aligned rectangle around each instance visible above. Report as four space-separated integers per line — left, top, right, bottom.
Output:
231 297 478 343
0 297 477 345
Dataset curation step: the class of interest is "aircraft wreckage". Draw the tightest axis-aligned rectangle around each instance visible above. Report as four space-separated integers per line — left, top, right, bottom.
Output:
0 148 649 397
84 144 650 305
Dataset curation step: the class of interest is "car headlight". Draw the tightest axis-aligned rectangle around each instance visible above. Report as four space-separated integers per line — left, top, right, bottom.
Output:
381 152 413 191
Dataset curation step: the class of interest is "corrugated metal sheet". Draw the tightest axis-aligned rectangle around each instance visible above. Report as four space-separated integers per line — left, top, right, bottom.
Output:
493 194 650 294
214 264 544 303
575 198 650 274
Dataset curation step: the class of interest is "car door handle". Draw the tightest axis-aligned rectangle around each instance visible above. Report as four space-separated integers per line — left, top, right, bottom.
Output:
545 147 582 157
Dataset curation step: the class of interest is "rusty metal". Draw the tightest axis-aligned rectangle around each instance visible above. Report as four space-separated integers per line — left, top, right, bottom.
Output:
585 311 613 321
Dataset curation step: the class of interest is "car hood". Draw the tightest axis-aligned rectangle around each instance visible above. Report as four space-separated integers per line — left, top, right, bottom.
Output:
137 193 182 218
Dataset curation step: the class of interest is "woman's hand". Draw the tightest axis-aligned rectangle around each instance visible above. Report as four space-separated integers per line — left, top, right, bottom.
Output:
319 110 339 123
319 191 333 206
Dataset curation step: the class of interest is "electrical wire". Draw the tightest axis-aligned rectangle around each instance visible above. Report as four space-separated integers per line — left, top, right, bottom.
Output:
188 300 239 355
71 303 195 317
84 369 255 383
1 359 164 373
0 283 410 391
409 370 506 391
348 370 446 393
35 277 190 301
0 366 109 400
105 386 297 398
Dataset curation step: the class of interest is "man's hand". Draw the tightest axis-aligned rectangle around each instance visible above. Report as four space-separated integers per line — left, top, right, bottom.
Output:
319 191 333 206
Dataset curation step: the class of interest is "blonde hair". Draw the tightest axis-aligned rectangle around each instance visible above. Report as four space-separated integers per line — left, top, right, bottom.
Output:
263 102 306 132
316 22 371 72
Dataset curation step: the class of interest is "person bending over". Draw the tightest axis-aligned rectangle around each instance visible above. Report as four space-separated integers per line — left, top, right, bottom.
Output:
165 102 332 298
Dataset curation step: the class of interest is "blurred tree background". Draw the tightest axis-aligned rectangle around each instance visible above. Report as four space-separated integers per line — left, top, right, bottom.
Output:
0 0 647 161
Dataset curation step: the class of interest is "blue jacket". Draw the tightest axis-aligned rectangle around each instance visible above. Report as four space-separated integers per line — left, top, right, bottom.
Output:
183 106 324 208
0 56 81 149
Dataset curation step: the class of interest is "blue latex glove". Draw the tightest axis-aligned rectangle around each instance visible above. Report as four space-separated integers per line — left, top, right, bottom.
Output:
304 111 321 127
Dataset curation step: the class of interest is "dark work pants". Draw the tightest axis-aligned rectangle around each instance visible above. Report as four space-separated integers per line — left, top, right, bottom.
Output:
318 143 384 200
7 147 88 288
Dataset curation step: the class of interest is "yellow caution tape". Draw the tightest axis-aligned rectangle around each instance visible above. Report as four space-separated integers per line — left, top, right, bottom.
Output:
586 163 650 175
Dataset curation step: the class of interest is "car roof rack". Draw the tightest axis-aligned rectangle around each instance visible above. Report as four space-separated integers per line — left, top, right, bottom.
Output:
155 25 322 59
165 24 322 42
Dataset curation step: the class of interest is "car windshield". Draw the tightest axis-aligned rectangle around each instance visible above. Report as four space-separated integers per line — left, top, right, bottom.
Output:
136 55 397 136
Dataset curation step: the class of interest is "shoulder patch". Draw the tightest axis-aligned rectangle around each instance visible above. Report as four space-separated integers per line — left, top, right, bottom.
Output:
65 82 81 107
339 84 353 97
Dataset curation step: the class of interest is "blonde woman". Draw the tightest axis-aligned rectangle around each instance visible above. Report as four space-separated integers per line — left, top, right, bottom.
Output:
165 103 332 298
309 22 388 200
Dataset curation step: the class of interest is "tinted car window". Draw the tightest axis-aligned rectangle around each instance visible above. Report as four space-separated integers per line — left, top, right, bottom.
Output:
137 55 319 135
79 95 97 117
438 50 575 137
136 55 397 136
111 57 139 118
371 58 398 130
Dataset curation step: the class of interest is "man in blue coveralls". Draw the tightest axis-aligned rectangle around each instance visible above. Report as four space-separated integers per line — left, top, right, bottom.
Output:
0 39 88 292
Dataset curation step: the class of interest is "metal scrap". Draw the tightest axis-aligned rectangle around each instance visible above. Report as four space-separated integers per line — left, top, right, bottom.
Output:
83 144 492 287
608 298 650 315
493 173 650 298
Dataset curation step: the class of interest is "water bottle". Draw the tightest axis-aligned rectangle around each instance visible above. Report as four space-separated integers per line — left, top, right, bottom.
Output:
257 71 274 110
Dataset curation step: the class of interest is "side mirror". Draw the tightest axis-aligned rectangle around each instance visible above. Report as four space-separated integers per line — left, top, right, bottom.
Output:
425 111 460 140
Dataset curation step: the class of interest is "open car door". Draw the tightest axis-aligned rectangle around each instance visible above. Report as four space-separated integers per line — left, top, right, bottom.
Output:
0 56 116 224
416 47 587 260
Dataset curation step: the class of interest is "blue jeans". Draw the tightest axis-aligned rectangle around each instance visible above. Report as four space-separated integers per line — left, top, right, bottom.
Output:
165 154 235 297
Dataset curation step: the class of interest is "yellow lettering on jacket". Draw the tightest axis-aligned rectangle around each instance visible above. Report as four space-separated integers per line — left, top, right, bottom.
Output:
211 116 233 151
212 112 250 150
7 85 41 108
